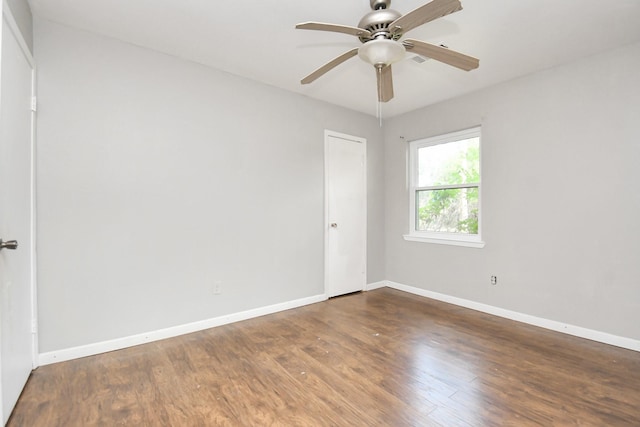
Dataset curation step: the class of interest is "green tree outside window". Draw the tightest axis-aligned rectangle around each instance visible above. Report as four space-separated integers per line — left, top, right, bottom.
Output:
416 139 479 235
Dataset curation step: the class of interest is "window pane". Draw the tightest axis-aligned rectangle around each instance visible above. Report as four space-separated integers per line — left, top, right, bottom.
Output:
416 187 479 234
417 137 479 187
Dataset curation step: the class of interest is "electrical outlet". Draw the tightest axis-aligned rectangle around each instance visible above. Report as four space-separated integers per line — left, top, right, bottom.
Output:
490 276 498 285
213 281 222 295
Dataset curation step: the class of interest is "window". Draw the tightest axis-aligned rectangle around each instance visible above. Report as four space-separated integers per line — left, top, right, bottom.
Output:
404 127 484 248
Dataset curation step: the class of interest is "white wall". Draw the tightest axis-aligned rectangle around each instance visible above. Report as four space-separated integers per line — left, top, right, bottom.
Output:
384 42 640 341
34 18 385 353
6 0 31 52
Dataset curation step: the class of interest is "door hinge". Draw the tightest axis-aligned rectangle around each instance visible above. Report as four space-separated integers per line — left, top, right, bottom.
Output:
31 96 37 112
31 319 38 334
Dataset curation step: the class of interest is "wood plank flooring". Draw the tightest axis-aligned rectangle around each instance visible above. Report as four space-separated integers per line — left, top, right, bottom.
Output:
8 288 640 426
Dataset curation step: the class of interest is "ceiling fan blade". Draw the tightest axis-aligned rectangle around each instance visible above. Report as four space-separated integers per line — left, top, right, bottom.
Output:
377 65 394 103
389 0 462 36
403 38 479 71
296 22 372 39
301 48 359 85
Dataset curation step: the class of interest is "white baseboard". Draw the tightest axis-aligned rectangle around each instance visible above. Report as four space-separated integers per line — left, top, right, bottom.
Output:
39 293 327 366
382 280 640 352
365 281 387 291
39 281 640 366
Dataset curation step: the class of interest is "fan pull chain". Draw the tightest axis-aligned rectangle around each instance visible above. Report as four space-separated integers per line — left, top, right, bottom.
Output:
376 65 383 126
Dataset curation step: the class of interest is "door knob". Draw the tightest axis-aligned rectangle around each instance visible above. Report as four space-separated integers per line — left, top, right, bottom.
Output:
330 223 338 228
0 239 18 250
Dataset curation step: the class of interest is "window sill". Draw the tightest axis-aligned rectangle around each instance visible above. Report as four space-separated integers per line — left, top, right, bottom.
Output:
403 234 485 248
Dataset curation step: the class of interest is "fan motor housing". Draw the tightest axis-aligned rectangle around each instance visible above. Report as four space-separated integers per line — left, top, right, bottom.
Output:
358 8 402 42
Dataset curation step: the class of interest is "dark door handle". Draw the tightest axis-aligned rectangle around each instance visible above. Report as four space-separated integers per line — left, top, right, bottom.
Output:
0 239 18 250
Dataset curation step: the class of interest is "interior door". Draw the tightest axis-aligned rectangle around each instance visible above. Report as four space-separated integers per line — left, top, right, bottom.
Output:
325 131 366 298
0 6 36 424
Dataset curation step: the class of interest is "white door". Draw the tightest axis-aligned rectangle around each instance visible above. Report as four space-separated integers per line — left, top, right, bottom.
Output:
325 130 366 298
0 5 36 424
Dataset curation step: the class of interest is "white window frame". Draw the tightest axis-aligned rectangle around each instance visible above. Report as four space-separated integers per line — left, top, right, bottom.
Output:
404 126 485 248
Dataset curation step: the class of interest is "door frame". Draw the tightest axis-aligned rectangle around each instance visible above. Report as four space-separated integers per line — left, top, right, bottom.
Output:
0 0 38 374
323 129 367 297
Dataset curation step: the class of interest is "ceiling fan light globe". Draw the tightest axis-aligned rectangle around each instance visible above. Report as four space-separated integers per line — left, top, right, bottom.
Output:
358 39 406 66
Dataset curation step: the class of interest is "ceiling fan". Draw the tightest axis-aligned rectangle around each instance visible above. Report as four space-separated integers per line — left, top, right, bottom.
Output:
296 0 479 102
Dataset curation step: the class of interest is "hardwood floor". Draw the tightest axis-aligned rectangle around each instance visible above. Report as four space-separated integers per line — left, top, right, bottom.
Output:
9 288 640 426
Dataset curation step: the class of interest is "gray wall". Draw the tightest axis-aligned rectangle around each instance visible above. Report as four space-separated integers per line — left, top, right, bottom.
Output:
6 0 32 52
384 41 640 340
33 14 639 354
34 18 385 352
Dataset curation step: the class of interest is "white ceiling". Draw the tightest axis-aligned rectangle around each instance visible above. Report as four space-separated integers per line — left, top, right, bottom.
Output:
28 0 640 118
